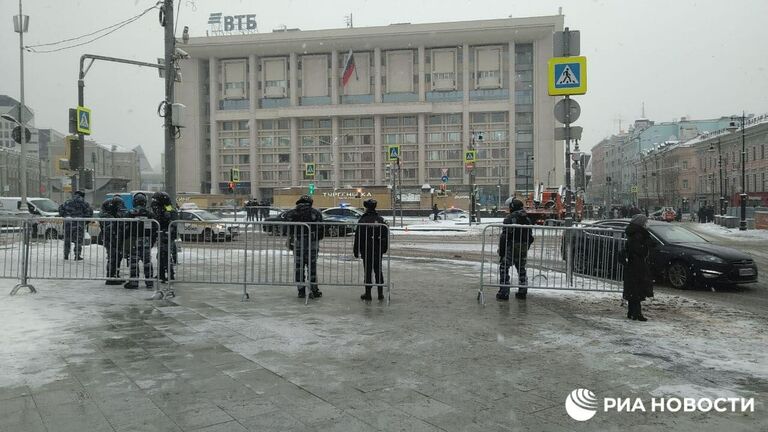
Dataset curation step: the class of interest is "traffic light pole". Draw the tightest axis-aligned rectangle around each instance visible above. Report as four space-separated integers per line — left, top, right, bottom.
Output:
16 0 28 206
163 0 177 202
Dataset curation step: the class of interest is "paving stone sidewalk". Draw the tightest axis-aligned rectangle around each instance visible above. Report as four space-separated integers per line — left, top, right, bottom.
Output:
0 257 766 432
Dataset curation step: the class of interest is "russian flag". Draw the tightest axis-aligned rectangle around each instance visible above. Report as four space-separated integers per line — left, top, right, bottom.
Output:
342 49 356 87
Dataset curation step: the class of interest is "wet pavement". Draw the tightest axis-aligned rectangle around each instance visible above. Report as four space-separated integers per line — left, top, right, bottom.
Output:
1 257 766 431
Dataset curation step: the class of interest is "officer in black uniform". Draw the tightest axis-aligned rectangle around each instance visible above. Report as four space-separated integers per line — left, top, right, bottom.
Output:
123 193 156 289
353 199 389 301
497 198 534 300
284 195 324 299
58 190 93 260
100 195 127 285
151 191 178 283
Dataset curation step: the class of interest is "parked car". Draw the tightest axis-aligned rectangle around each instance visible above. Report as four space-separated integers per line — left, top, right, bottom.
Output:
565 219 758 289
261 207 360 237
437 208 469 220
0 197 64 239
178 209 237 242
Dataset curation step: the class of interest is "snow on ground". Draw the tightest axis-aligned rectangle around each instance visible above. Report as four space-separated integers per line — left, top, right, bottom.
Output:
692 222 768 241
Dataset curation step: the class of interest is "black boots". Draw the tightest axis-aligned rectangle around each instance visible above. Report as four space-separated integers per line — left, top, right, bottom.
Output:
308 288 322 299
627 301 648 321
298 288 305 298
361 287 385 301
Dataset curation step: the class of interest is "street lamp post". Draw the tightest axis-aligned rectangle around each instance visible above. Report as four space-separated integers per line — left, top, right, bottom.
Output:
709 139 726 215
727 113 748 230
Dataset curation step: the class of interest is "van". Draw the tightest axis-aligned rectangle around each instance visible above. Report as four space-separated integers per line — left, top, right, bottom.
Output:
0 197 63 238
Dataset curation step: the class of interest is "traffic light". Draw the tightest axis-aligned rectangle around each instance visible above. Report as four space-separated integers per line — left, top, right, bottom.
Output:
228 181 235 193
308 183 315 196
81 169 94 189
68 136 83 170
68 108 77 134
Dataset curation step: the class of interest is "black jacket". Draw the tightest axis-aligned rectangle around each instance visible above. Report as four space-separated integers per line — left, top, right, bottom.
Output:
622 223 654 301
100 200 127 243
353 211 389 257
285 203 324 249
126 205 157 242
152 203 178 233
498 210 534 256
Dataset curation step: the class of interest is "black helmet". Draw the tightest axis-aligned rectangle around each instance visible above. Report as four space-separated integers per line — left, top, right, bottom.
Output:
296 195 313 205
152 191 171 206
111 195 125 209
133 192 148 207
363 199 377 210
509 198 524 211
74 190 85 198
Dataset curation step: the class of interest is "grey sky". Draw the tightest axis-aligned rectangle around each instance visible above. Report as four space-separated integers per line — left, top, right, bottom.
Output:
1 0 766 170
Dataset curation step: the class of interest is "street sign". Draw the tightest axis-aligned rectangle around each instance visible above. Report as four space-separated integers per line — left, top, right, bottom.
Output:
76 106 92 135
553 30 581 57
631 185 639 193
387 145 401 161
548 56 587 96
230 167 240 182
555 126 583 141
441 168 448 176
11 126 31 144
441 175 449 183
9 103 34 125
554 98 581 124
464 150 477 164
304 163 316 178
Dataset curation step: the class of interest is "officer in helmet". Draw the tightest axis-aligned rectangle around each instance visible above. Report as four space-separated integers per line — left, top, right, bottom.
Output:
123 192 156 289
151 191 178 283
284 195 324 299
497 198 534 300
353 199 389 301
100 195 127 285
58 190 93 260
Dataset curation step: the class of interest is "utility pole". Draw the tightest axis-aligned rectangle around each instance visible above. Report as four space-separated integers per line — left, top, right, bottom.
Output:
162 0 177 202
15 0 29 206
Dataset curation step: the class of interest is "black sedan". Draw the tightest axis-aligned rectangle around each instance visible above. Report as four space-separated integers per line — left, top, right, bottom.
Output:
261 208 357 237
566 219 758 289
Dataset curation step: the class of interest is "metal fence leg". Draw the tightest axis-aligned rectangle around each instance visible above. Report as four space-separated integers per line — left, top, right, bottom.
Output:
242 225 250 302
11 220 37 296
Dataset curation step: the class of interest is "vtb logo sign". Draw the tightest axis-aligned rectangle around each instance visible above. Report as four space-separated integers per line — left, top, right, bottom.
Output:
565 388 598 421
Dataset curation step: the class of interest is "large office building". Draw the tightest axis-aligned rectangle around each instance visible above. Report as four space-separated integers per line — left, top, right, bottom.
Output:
175 16 565 202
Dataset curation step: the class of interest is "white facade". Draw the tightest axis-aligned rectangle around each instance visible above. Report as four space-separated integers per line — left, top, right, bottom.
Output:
175 16 565 199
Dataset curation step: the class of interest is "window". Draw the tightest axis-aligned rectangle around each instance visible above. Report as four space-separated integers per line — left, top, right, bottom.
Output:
475 47 502 89
223 155 234 164
262 154 274 163
446 132 461 142
403 133 417 144
516 112 533 125
384 134 398 144
302 153 313 163
278 154 290 163
343 118 358 128
238 138 250 147
302 119 315 129
386 50 414 93
238 120 249 130
342 52 370 96
301 55 328 97
319 136 331 146
278 119 289 129
362 135 372 145
472 113 487 123
431 49 457 91
682 161 688 169
683 180 689 189
429 115 442 125
301 136 314 146
428 133 442 143
222 121 234 131
239 155 250 164
402 116 416 126
385 117 400 127
360 117 373 127
222 59 247 99
262 58 287 98
319 119 331 129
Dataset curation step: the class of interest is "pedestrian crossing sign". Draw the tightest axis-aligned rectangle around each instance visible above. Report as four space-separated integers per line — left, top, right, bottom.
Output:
548 56 587 96
464 150 477 164
305 163 315 178
76 106 92 135
387 145 401 161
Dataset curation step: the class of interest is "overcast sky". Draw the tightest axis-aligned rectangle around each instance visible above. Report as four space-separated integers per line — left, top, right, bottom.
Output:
1 0 766 170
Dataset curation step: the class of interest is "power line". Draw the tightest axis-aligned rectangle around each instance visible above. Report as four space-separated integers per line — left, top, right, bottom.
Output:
25 3 160 54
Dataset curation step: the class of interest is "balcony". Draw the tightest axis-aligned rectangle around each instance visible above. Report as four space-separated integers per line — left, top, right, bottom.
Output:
260 98 290 109
340 94 374 104
469 88 509 101
382 92 419 103
219 99 250 110
426 91 462 102
300 96 332 106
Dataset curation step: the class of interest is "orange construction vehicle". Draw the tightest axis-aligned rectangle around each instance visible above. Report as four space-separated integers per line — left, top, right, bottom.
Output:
522 185 584 224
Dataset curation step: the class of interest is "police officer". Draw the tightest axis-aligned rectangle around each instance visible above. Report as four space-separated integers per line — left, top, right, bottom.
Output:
100 196 127 285
285 195 324 299
353 199 389 301
151 191 178 283
58 190 93 260
123 193 156 289
497 198 534 300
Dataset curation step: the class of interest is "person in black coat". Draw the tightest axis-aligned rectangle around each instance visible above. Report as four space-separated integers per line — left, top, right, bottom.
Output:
100 196 127 285
353 199 389 301
285 195 324 299
497 198 534 300
622 214 654 321
123 193 156 289
58 190 94 260
151 192 178 283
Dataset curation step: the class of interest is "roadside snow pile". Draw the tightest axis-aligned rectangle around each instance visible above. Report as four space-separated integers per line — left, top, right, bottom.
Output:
693 223 768 241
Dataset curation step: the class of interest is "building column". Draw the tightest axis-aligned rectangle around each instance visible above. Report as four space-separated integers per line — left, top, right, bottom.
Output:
418 114 426 185
508 41 516 196
290 117 299 185
374 115 383 184
418 46 426 102
209 57 219 194
462 43 470 186
534 34 558 191
289 52 298 106
248 55 259 197
374 48 382 103
331 51 339 105
331 117 340 188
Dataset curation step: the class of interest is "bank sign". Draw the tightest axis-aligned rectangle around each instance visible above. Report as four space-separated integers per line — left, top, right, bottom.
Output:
208 13 257 35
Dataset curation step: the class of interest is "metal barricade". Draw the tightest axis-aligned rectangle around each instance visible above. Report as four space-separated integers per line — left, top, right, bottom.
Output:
478 224 625 305
168 221 313 302
21 217 162 296
0 217 35 295
305 222 392 304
